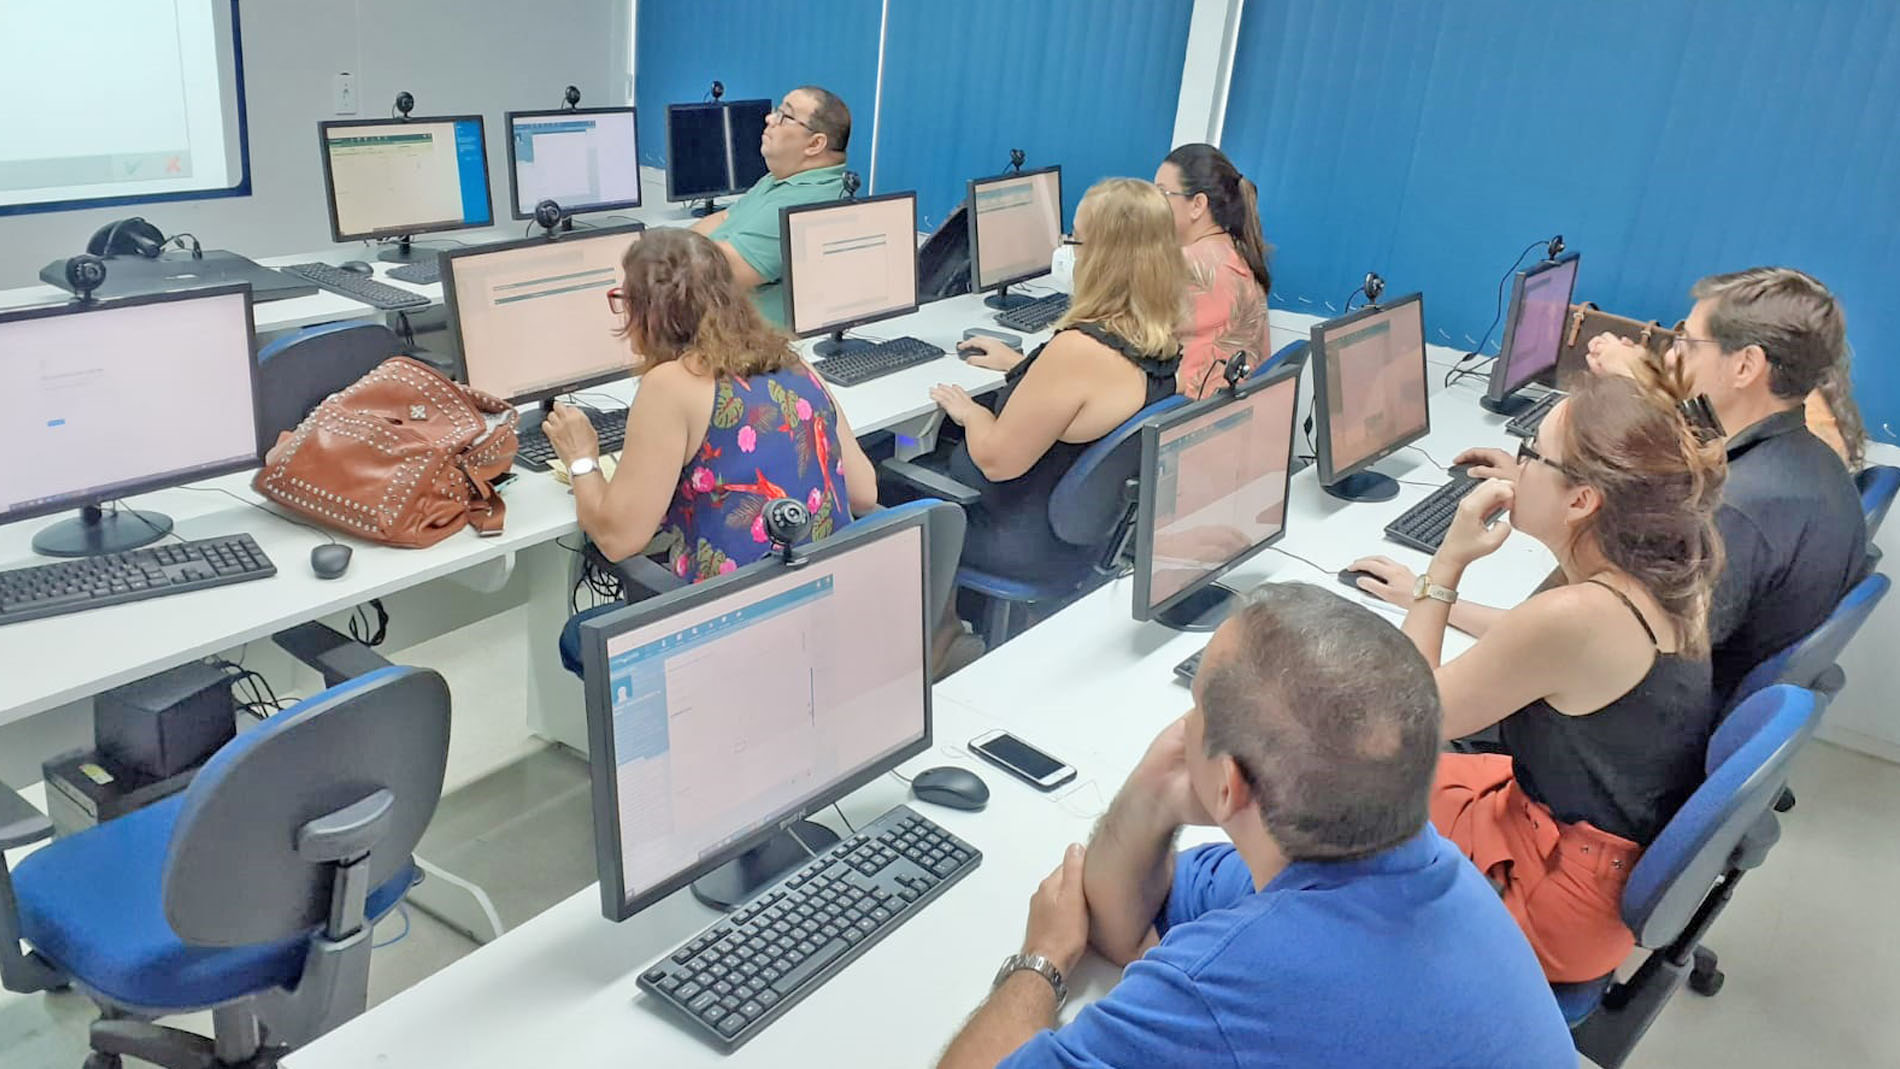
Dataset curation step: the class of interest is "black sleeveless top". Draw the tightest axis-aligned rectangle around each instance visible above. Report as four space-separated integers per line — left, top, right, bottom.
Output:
949 323 1179 584
1498 580 1716 846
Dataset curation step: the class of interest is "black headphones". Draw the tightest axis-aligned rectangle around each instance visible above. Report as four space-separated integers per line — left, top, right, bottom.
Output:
87 217 166 259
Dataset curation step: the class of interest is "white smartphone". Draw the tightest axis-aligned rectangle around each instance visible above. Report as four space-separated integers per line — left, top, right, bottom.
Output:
969 730 1077 791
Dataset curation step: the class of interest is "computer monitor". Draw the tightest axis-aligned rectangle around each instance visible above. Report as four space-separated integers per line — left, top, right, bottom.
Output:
967 166 1062 310
1309 293 1430 502
440 224 644 421
1483 251 1580 415
781 192 920 358
317 116 494 263
579 512 932 919
0 285 262 558
726 98 772 191
505 107 642 220
665 99 773 213
1133 360 1302 631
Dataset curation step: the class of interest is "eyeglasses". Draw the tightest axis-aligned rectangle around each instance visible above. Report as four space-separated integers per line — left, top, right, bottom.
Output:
1516 439 1570 477
1668 334 1721 356
1060 235 1085 247
606 287 627 316
769 105 816 133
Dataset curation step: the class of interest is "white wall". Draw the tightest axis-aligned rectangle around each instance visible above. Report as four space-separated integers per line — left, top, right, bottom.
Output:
1171 0 1245 148
0 0 631 288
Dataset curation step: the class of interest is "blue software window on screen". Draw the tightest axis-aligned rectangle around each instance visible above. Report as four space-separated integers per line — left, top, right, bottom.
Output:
453 119 492 226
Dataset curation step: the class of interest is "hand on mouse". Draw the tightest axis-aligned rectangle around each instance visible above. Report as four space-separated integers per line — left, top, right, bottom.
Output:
958 337 1023 372
1437 479 1515 567
542 402 600 466
1021 843 1089 978
1345 556 1416 608
1451 446 1515 482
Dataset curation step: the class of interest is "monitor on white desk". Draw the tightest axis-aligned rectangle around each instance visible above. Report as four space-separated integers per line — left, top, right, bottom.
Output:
1484 252 1580 415
1309 294 1430 503
967 166 1062 311
505 107 641 219
781 192 920 358
318 116 494 263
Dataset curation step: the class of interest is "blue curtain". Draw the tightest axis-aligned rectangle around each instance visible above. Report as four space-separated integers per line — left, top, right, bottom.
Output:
876 0 1195 233
635 0 882 169
1223 0 1900 433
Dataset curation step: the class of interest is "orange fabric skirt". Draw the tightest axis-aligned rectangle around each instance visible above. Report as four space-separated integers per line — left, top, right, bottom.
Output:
1431 752 1642 983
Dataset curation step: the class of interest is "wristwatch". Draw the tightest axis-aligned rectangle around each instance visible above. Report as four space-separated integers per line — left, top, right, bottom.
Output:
567 456 601 479
993 952 1068 1009
1412 573 1458 606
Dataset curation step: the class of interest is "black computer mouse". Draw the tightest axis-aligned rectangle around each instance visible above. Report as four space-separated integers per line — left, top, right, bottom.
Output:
338 260 375 275
1448 463 1479 480
1338 567 1379 592
910 766 989 811
310 543 353 580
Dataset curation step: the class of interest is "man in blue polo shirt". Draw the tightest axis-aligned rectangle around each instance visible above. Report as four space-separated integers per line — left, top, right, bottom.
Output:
690 85 849 328
936 582 1574 1068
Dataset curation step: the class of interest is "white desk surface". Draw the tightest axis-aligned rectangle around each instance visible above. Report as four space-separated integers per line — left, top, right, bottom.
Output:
284 388 1553 1069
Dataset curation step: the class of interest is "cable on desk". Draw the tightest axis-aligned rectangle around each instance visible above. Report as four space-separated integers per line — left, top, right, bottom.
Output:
174 484 344 551
1265 543 1337 577
347 599 390 647
831 804 857 836
1405 444 1450 470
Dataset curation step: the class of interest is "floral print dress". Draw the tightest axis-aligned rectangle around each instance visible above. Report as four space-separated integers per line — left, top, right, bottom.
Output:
661 365 850 581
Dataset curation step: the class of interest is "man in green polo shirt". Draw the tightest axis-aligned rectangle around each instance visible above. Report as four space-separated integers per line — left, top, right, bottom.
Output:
691 85 849 328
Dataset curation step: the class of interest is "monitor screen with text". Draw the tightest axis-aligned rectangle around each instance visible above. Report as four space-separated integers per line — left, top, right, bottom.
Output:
1315 297 1428 479
784 194 919 338
320 117 492 241
0 289 257 522
1493 254 1579 398
970 167 1062 291
596 523 927 910
443 228 639 404
1143 370 1299 613
508 108 641 217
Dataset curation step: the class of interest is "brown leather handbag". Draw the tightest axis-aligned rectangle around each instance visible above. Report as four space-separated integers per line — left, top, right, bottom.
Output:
1554 301 1684 389
254 357 518 548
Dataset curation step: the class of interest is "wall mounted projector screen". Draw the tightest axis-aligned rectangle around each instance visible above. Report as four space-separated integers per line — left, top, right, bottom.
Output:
0 0 250 217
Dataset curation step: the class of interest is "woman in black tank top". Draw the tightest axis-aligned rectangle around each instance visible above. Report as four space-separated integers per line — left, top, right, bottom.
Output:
1380 376 1727 982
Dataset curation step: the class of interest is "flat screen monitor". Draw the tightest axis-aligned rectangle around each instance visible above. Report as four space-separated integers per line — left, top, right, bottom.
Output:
1310 294 1430 501
726 98 772 191
1486 251 1580 409
0 285 261 557
439 224 644 406
967 166 1062 296
579 513 932 920
665 99 773 203
317 116 493 243
781 192 920 355
1134 361 1302 630
505 107 642 219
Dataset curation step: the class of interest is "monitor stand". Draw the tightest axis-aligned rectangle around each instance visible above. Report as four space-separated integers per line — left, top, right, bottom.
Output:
1153 583 1238 632
33 504 173 558
1479 392 1539 417
814 331 872 359
376 235 449 264
1322 470 1400 503
690 819 841 911
690 198 720 218
983 283 1037 312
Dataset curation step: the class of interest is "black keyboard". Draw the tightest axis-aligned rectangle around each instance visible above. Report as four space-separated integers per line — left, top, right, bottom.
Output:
1174 647 1204 683
517 406 628 471
994 293 1070 333
278 263 432 311
1504 390 1564 439
1384 472 1484 553
385 260 440 286
0 535 276 627
813 336 946 388
639 805 980 1050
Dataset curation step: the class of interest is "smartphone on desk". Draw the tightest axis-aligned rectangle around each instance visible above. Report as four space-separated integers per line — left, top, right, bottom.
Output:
970 730 1077 791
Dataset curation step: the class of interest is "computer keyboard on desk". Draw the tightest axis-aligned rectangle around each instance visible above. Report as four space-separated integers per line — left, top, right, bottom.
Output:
1383 472 1483 553
516 405 628 471
1505 390 1563 439
994 293 1070 333
278 263 432 311
813 336 946 387
0 535 276 626
638 804 980 1050
1174 646 1205 683
385 259 440 285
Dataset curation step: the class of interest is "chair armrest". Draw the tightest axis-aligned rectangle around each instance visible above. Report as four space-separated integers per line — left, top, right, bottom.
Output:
881 458 981 507
0 783 51 853
272 622 393 689
584 540 686 601
1813 664 1846 698
0 782 63 994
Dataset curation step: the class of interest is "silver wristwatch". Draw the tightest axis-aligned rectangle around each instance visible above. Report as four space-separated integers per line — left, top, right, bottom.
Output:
993 952 1068 1009
567 456 601 479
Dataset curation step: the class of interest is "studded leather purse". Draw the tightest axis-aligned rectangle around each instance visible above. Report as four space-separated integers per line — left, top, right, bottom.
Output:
1554 301 1684 390
253 357 518 548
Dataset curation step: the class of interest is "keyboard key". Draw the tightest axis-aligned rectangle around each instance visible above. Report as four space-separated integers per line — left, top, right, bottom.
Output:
716 1012 748 1038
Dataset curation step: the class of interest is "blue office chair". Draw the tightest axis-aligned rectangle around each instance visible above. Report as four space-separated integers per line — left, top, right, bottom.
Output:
255 321 403 444
1858 464 1898 544
884 395 1189 646
1558 685 1821 1068
1250 338 1309 378
1724 571 1889 717
0 624 450 1069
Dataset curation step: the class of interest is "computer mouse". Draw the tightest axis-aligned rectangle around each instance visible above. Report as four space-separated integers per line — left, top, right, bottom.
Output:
310 543 353 580
910 766 989 811
1448 463 1479 481
338 260 375 275
1338 567 1380 593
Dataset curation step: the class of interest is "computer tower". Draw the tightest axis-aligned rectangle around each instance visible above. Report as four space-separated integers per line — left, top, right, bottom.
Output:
93 661 236 781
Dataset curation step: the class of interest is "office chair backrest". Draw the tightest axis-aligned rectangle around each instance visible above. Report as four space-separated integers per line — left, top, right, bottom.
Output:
1858 464 1899 539
1250 339 1309 378
255 322 403 445
162 666 450 946
916 202 972 302
1622 685 1819 947
867 498 966 625
1722 571 1889 716
1048 395 1188 549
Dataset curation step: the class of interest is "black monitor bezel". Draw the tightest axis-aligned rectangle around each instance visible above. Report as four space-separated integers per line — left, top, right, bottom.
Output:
316 115 495 243
1485 251 1580 404
965 165 1064 295
665 101 734 202
1132 359 1304 624
724 98 773 192
503 106 643 220
1309 292 1431 487
437 222 646 407
0 284 263 528
578 510 935 922
779 190 922 342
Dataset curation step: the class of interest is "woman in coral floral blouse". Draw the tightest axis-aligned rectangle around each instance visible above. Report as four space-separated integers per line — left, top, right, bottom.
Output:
1155 143 1274 399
